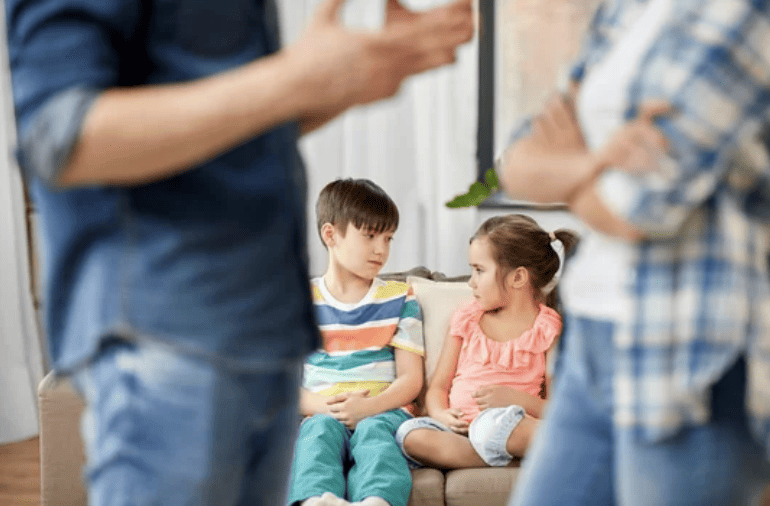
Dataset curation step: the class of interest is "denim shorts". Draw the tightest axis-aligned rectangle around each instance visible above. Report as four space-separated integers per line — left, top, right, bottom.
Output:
395 405 526 468
70 338 303 506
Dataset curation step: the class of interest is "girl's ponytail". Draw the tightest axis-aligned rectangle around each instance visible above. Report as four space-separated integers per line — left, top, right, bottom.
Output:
544 229 580 311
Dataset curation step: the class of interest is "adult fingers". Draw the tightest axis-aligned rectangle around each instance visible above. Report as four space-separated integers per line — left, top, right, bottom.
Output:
638 100 674 122
311 0 347 27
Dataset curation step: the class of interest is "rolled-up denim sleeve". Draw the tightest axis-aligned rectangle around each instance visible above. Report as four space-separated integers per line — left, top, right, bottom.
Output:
6 0 139 185
594 3 770 238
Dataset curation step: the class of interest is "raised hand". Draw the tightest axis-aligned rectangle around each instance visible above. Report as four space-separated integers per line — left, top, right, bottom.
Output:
288 0 475 114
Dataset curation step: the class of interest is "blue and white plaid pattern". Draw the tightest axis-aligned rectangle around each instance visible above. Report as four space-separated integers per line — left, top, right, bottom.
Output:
514 0 770 449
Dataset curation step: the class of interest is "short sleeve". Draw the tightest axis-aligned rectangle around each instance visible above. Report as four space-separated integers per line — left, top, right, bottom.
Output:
390 286 425 356
449 300 483 340
516 305 562 355
7 0 142 184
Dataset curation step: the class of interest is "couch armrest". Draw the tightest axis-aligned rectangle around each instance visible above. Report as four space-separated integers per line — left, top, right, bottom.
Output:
38 371 87 506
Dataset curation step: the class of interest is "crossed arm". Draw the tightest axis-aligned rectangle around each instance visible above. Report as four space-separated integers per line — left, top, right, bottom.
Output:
498 3 770 242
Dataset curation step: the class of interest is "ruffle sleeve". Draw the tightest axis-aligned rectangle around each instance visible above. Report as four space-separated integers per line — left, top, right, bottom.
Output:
449 300 484 341
514 305 562 367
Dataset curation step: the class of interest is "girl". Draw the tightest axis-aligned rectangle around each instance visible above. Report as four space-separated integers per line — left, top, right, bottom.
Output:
396 214 577 468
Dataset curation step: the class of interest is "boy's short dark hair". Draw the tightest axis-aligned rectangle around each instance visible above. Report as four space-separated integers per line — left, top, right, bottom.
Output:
316 178 399 243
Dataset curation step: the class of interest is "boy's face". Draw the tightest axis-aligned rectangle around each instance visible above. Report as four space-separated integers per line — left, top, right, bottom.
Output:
329 222 394 280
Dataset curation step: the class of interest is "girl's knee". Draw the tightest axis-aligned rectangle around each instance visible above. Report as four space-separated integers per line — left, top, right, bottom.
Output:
505 416 538 457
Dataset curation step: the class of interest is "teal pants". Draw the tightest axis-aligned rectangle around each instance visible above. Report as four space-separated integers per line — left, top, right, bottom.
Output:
287 410 412 506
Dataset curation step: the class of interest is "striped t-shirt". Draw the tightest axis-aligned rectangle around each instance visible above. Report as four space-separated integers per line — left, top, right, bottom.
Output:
303 277 424 403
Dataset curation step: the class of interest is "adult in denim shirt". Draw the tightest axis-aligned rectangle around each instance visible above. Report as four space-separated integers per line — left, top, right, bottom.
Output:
5 0 473 504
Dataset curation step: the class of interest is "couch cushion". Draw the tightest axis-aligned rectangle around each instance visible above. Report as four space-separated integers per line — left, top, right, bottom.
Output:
407 277 473 382
408 467 445 506
444 467 521 506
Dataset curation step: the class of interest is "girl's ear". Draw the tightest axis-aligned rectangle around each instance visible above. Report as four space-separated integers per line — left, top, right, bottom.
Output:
507 267 530 290
321 223 336 247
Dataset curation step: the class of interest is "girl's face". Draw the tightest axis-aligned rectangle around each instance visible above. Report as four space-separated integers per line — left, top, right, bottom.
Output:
468 237 510 311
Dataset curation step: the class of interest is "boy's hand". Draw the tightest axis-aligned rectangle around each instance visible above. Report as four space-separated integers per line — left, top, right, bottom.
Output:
288 0 474 114
472 385 521 411
435 408 469 435
594 101 672 175
327 389 372 429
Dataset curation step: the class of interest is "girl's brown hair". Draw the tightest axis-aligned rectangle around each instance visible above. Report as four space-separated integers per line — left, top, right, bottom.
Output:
470 214 579 310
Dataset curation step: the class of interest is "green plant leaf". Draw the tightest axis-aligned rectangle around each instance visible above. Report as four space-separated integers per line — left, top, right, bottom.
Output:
445 169 500 208
484 168 499 191
445 181 491 208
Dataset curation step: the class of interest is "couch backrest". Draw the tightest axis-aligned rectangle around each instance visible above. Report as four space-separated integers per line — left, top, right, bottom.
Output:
407 276 474 386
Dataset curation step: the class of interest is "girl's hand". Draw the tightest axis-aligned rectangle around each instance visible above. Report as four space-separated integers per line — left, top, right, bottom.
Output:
472 385 521 411
435 408 470 435
595 101 673 175
326 389 372 429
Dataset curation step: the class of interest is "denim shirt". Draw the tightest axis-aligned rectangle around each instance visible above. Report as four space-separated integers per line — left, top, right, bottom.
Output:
6 0 320 372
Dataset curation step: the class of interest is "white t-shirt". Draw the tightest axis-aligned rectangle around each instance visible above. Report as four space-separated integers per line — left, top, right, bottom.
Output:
560 0 674 320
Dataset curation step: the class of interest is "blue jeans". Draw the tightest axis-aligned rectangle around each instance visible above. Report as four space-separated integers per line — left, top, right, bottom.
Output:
509 316 770 506
71 339 303 506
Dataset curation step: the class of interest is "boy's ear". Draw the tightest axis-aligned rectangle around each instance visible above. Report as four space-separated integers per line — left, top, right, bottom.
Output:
321 223 336 247
507 267 529 290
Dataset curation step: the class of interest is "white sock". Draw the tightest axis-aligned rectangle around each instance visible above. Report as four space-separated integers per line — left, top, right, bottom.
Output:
352 497 391 506
315 492 354 506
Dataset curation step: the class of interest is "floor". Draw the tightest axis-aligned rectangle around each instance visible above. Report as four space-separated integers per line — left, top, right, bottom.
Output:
0 436 40 506
1 435 769 506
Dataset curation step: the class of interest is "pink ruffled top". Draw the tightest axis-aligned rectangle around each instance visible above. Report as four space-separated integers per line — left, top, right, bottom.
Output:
447 300 562 422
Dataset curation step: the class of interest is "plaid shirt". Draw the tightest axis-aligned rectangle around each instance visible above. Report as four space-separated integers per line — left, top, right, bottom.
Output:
511 0 770 447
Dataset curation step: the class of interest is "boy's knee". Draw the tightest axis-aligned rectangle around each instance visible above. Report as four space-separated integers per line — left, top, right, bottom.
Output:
300 414 347 438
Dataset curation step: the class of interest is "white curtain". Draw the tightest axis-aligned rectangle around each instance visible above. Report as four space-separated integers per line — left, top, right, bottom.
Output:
0 6 45 444
279 0 482 278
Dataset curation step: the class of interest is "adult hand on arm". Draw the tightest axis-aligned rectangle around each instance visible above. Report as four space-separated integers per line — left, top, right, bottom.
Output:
499 91 597 204
57 0 474 188
567 101 673 241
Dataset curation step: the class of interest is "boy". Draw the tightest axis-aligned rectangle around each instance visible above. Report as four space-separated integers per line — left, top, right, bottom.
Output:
288 179 424 506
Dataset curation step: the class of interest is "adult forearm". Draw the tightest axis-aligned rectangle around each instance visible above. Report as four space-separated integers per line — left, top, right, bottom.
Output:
499 145 599 204
569 185 644 241
59 51 318 188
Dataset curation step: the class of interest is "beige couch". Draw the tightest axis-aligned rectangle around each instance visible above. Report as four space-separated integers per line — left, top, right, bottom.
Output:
37 272 521 506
